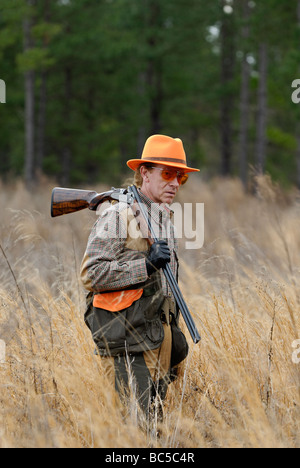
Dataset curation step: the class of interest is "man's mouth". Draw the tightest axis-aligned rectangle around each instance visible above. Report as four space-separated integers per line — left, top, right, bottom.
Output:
166 191 176 197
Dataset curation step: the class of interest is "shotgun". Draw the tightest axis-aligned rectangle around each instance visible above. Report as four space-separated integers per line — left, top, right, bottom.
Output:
51 185 201 343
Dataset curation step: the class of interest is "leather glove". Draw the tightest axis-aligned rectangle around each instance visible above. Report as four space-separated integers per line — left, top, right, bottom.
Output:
145 240 171 276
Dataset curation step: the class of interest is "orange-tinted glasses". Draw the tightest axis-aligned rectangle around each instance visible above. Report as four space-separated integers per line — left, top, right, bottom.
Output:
150 166 189 185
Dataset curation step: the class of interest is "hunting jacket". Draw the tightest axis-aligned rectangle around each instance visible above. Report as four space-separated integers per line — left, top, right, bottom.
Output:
80 189 179 299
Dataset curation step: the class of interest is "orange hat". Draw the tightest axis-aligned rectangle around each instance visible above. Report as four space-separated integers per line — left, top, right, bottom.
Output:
127 134 200 173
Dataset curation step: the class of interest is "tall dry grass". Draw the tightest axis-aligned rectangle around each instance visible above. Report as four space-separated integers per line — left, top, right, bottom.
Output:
0 175 299 448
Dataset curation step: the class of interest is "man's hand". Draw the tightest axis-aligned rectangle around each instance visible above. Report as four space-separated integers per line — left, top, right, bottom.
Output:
146 240 171 276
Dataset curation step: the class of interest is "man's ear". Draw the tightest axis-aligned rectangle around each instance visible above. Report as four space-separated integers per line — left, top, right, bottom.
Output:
140 165 149 182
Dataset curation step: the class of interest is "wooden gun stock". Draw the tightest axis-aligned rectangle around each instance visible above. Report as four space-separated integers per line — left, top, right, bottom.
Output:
51 188 98 217
51 187 123 217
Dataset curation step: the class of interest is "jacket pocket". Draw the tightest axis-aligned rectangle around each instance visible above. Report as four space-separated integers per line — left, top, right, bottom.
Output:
86 307 127 353
145 318 164 346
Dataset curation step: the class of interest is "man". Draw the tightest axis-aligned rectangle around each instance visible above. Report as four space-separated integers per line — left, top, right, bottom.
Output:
80 134 199 418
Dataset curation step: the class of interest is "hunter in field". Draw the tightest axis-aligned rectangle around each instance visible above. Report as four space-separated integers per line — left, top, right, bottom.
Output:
79 135 200 419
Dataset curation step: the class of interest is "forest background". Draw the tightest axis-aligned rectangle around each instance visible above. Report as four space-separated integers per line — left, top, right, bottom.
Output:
1 0 300 189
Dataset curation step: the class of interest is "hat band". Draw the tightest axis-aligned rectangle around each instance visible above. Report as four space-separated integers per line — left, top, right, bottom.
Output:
143 156 186 165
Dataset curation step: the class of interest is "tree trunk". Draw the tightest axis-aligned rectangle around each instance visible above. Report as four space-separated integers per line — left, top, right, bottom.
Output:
296 0 300 189
36 0 50 176
220 1 236 176
23 0 36 188
147 61 163 135
238 0 251 190
61 66 72 186
146 0 163 135
36 70 46 175
296 132 300 189
137 71 147 155
255 42 268 174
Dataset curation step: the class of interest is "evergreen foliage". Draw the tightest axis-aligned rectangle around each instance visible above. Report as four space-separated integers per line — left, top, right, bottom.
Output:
0 0 299 187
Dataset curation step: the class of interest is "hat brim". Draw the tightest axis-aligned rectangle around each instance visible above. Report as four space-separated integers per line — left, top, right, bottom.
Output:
126 159 200 173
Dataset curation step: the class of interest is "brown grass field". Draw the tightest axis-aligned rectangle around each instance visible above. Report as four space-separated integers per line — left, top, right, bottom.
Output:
0 175 299 448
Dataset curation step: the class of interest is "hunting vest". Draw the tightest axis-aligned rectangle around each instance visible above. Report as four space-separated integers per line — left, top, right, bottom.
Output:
84 205 171 357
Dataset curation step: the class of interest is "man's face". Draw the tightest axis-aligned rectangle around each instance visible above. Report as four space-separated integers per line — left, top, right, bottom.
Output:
140 164 186 205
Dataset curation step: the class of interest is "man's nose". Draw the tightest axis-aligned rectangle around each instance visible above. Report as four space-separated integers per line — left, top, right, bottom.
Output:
169 176 180 188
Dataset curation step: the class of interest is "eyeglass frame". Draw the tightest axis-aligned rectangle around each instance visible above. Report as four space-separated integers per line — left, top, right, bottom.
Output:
148 166 189 185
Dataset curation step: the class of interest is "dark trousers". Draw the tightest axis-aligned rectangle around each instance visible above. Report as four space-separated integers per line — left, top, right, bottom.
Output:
113 353 169 418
